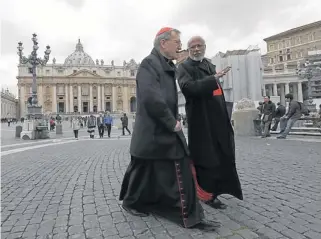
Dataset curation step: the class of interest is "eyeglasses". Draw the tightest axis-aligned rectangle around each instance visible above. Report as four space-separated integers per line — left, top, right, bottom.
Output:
189 44 205 50
171 40 182 46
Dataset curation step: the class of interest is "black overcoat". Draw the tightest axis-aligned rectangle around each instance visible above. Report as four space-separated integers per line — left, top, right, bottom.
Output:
177 57 243 200
130 48 189 160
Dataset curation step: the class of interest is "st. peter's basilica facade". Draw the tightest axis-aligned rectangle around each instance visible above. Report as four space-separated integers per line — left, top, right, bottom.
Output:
17 40 138 117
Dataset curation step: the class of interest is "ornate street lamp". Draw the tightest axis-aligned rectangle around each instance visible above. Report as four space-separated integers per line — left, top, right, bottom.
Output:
17 33 51 118
296 60 321 112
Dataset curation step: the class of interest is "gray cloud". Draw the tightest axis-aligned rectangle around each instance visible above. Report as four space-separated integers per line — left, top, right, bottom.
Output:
58 0 85 9
0 0 320 90
1 20 32 56
171 0 313 38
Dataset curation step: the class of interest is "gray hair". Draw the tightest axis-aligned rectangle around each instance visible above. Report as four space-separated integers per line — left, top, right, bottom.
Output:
187 36 205 48
154 29 180 50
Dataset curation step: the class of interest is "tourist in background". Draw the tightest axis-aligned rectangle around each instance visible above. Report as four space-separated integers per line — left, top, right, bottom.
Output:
87 114 96 139
72 116 81 140
104 112 113 138
121 113 131 136
257 102 263 117
49 118 55 131
271 102 286 131
261 96 276 138
277 93 301 139
97 113 105 138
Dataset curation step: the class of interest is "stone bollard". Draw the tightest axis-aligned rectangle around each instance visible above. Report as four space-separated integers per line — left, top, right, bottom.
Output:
56 123 63 134
232 98 260 137
15 125 23 138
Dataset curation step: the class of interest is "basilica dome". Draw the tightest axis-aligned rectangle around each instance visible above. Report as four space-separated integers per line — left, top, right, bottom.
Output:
64 39 95 66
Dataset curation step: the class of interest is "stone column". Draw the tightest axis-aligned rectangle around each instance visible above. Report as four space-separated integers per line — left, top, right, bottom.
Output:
89 84 93 113
280 84 285 105
97 85 101 111
285 83 290 95
123 86 129 112
69 85 73 113
262 84 266 97
273 83 278 96
78 85 81 113
297 82 303 102
112 86 117 112
268 85 273 96
52 84 57 113
292 83 298 100
65 84 69 113
38 84 43 108
101 85 105 111
20 86 25 117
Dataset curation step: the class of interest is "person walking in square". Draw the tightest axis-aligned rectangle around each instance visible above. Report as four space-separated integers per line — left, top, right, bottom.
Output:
87 114 96 139
72 116 81 140
121 113 131 136
177 36 243 209
97 113 105 138
104 112 113 138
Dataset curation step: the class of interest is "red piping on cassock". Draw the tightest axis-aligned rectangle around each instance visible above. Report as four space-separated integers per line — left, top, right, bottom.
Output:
190 161 213 201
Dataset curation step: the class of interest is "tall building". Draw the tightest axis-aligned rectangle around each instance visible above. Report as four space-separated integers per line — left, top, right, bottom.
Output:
17 40 138 117
211 47 263 102
1 88 18 119
299 50 321 99
263 20 321 104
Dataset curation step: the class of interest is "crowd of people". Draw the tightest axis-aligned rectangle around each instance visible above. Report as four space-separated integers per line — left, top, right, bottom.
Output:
257 95 321 139
69 112 131 139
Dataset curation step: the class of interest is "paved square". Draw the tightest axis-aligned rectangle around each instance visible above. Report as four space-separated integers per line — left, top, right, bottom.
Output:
1 132 321 239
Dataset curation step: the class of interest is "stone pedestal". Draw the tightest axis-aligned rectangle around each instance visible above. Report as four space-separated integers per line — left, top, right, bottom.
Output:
56 124 63 134
232 109 260 136
37 127 50 139
15 126 23 138
21 120 37 140
27 105 43 119
232 98 260 137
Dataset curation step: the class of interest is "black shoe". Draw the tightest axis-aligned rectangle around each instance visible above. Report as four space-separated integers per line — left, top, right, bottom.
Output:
122 205 149 217
277 135 286 139
192 219 221 232
205 198 227 209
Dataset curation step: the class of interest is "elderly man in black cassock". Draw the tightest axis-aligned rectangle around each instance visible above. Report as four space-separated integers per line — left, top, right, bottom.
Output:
119 28 218 231
177 36 243 209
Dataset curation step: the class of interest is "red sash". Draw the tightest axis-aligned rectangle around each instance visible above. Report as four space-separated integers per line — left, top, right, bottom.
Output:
213 84 223 96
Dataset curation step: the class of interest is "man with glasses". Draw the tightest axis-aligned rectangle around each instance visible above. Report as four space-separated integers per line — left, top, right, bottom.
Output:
119 29 218 231
177 36 243 210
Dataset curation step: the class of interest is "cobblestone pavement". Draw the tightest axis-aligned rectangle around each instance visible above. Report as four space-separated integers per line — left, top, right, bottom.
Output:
1 136 321 239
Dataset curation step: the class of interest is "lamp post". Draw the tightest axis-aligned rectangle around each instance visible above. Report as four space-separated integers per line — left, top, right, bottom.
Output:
17 33 51 118
296 60 321 112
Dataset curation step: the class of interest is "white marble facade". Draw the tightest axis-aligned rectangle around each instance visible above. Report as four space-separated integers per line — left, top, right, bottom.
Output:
263 64 306 105
17 40 138 117
1 89 18 119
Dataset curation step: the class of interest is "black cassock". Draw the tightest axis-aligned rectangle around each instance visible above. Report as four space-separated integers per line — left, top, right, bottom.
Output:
119 49 204 228
177 57 243 201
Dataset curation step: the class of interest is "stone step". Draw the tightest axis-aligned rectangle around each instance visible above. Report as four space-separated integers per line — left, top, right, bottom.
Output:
271 130 321 136
290 127 321 132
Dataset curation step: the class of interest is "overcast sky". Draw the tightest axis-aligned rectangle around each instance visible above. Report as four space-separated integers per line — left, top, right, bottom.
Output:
1 0 320 95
